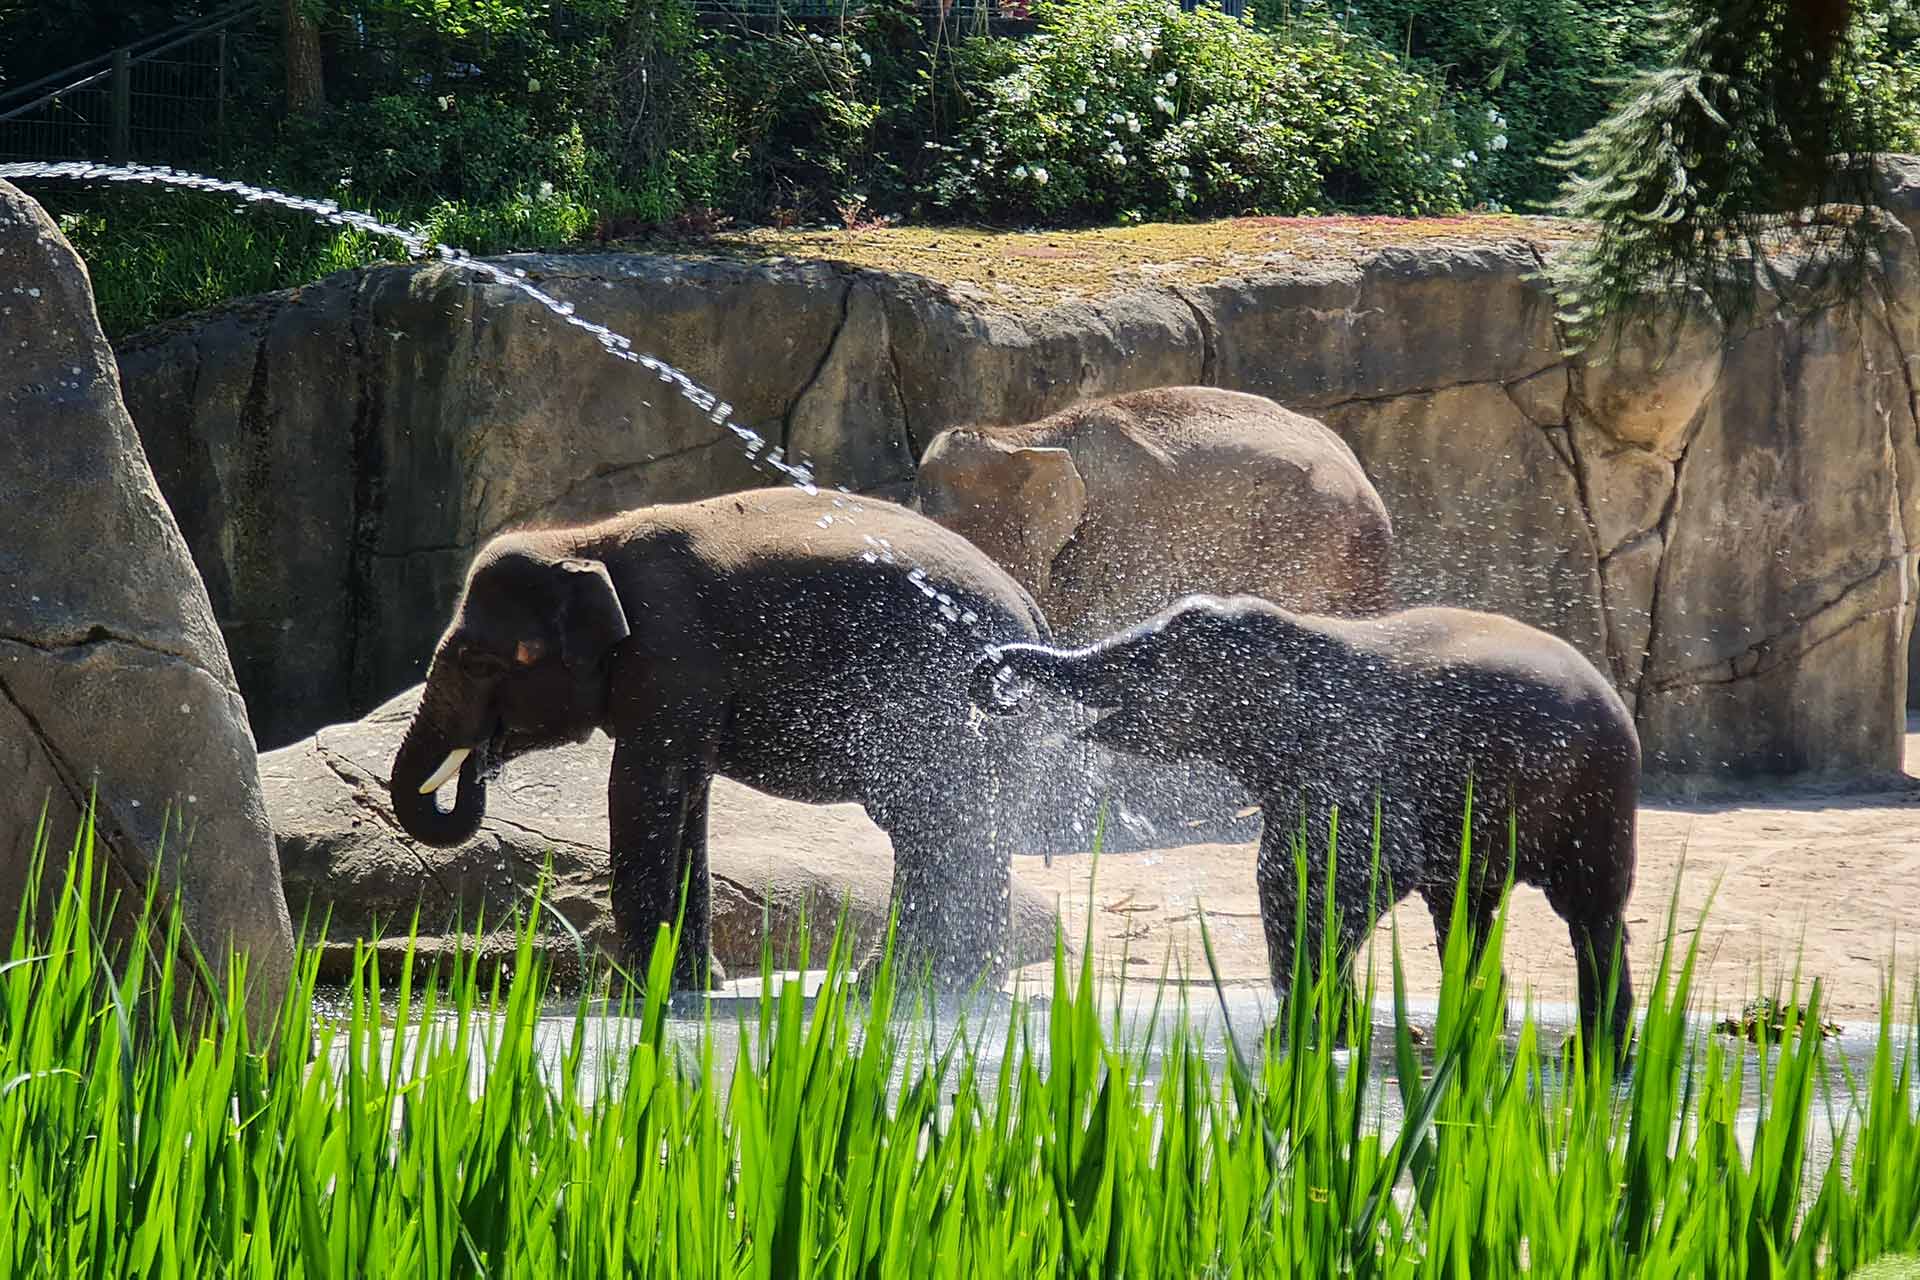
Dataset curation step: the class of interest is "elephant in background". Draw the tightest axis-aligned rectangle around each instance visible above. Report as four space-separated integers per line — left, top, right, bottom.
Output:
387 487 1051 992
910 386 1395 639
974 595 1640 1056
911 386 1396 849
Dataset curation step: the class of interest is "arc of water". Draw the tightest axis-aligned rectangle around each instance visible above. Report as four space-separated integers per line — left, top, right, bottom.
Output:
0 161 823 492
1 161 997 650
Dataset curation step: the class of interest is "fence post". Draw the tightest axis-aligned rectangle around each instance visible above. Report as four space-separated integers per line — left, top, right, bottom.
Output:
110 48 131 161
215 31 228 159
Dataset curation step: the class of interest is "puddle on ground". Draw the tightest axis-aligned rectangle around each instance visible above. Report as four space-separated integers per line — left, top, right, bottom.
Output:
315 969 1912 1180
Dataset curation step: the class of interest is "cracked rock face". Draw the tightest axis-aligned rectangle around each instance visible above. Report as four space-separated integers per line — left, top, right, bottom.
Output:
0 181 292 1023
114 193 1920 783
1631 293 1920 777
265 686 1061 981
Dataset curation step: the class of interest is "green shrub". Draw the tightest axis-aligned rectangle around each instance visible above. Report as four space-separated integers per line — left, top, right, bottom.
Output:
929 0 1467 223
49 183 593 336
1339 0 1659 210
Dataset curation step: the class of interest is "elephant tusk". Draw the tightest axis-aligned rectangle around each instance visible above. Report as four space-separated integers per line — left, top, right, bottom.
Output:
418 748 471 795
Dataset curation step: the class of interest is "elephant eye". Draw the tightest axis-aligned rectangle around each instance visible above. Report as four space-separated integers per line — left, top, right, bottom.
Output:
458 649 510 681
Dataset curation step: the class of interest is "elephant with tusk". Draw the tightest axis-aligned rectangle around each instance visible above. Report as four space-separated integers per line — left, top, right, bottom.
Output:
388 487 1052 993
972 594 1641 1060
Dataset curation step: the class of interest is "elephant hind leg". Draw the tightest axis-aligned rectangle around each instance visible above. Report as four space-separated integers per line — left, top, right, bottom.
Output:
1544 780 1637 1063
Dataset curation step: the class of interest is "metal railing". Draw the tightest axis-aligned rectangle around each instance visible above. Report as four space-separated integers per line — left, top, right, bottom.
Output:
0 2 264 166
683 0 1031 32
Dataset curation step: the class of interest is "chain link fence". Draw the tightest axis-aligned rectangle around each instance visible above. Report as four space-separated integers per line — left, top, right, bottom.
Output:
0 3 267 166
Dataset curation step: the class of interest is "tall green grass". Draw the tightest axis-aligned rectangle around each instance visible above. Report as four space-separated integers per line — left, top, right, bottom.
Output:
49 185 602 338
2 805 1918 1278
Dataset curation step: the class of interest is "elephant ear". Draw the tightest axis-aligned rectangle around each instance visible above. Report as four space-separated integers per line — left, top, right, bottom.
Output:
1007 446 1088 581
556 557 632 669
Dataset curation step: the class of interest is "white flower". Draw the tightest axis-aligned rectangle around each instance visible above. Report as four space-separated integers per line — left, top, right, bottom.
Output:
1163 71 1177 87
1153 95 1175 115
1108 151 1127 167
1127 114 1141 133
1175 162 1190 177
1111 32 1130 50
1013 164 1029 179
1032 166 1049 185
437 95 453 110
1450 156 1466 169
1466 149 1478 162
861 50 872 66
539 180 554 198
527 77 540 93
1173 182 1188 199
1490 133 1508 151
1073 97 1086 114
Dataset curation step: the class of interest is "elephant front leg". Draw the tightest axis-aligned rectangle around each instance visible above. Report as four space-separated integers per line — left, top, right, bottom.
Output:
873 759 1013 994
885 829 1012 993
1254 840 1302 1004
608 739 720 992
1256 828 1383 1034
1421 871 1507 984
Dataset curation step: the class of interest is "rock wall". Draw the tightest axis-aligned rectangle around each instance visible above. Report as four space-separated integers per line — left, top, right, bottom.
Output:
114 209 1920 785
0 181 293 1025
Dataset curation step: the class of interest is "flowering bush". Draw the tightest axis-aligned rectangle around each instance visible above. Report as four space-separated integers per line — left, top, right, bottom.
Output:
930 0 1469 221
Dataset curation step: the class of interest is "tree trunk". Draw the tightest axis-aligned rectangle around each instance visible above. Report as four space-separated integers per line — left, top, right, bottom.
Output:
282 0 326 116
1795 0 1853 61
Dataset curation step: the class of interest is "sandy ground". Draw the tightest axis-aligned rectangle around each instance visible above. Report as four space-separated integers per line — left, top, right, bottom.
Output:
1010 721 1920 1022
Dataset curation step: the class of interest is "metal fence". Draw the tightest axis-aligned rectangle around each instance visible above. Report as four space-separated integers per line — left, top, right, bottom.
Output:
683 0 1238 29
683 0 1030 34
0 2 262 166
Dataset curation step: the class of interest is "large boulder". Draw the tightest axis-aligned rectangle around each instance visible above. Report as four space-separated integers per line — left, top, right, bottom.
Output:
264 687 1064 982
0 181 292 1022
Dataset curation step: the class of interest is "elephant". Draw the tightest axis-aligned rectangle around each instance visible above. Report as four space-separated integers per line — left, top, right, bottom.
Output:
909 386 1395 640
910 385 1396 851
972 594 1639 1055
387 487 1051 993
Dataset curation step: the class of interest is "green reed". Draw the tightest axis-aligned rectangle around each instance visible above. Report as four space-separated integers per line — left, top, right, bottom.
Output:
1 801 1917 1278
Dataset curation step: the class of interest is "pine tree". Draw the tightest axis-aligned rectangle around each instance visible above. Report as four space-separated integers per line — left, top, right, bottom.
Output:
1542 0 1902 349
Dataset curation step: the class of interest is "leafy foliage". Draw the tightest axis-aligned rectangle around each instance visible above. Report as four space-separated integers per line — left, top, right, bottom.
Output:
929 0 1468 222
52 184 595 335
1542 0 1920 350
1339 0 1660 210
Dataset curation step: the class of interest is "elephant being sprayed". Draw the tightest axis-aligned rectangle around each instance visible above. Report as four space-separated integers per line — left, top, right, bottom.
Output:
911 386 1396 853
973 594 1640 1060
388 487 1052 993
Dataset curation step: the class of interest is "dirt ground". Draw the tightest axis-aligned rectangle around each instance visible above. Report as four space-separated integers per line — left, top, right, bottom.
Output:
1010 721 1920 1022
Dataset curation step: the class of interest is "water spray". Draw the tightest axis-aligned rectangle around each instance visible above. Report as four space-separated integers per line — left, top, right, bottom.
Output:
0 161 1001 647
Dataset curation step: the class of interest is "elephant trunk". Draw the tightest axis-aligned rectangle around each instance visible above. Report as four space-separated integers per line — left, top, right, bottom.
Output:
970 641 1113 715
388 688 489 848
